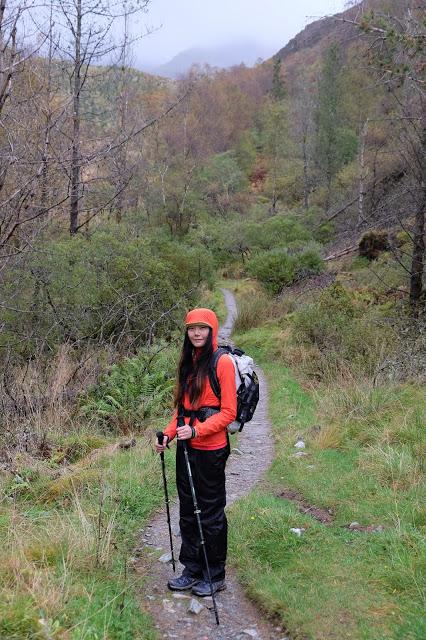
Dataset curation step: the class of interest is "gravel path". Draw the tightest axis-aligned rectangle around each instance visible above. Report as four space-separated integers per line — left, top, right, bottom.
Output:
135 289 286 640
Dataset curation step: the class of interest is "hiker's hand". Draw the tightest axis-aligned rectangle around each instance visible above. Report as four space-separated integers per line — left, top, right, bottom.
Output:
155 435 168 452
177 425 192 440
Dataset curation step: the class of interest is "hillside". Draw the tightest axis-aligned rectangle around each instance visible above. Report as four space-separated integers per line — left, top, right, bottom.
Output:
276 0 412 63
143 40 268 78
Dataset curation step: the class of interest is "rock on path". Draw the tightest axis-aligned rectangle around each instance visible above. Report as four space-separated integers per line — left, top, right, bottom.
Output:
135 289 285 640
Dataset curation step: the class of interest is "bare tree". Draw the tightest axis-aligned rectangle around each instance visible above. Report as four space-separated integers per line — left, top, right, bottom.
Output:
46 0 149 233
0 0 55 259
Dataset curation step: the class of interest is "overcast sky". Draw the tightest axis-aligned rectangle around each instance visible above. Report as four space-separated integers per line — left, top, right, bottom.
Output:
134 0 349 66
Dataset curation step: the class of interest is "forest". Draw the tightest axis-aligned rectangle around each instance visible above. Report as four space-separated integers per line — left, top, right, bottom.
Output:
0 0 424 637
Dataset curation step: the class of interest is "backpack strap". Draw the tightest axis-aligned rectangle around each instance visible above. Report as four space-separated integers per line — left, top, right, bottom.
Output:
208 347 230 399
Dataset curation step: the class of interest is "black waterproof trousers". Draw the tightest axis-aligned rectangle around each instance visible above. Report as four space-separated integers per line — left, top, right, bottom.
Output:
176 443 229 582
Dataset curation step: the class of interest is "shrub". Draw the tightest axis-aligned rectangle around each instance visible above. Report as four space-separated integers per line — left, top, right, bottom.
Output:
293 246 324 281
314 221 335 244
149 234 215 290
293 283 397 379
0 224 214 358
245 214 312 251
247 249 295 294
247 246 324 295
359 230 390 260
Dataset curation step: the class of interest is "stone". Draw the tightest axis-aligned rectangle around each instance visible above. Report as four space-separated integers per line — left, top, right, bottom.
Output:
241 630 259 638
292 451 308 457
232 448 244 455
172 593 191 599
187 598 204 615
294 439 305 449
171 524 181 537
349 521 360 529
162 598 175 613
119 438 136 449
158 552 173 563
290 527 306 537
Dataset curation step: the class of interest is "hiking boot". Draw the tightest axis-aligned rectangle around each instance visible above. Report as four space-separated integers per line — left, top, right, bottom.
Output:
191 579 226 597
167 573 200 591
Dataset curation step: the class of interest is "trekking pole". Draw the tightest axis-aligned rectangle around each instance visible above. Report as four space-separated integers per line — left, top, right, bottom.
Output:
180 439 220 626
156 431 176 572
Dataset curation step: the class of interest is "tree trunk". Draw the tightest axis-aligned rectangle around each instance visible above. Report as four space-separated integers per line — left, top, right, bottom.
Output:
115 11 129 223
40 4 55 215
357 119 369 229
70 0 82 234
410 192 425 308
302 131 310 210
409 114 426 309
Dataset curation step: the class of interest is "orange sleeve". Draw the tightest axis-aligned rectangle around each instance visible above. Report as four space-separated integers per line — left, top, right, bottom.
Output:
195 354 237 437
163 408 177 442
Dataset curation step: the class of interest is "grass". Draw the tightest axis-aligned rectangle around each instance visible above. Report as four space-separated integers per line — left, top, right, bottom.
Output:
226 301 425 639
0 437 174 639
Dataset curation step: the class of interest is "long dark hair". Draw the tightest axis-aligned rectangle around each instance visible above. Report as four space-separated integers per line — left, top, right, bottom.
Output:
174 328 214 408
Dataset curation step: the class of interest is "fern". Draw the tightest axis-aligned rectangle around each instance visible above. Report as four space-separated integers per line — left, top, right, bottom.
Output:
79 344 177 432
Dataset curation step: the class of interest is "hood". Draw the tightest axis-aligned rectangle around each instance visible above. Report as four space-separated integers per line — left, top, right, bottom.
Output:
185 308 219 350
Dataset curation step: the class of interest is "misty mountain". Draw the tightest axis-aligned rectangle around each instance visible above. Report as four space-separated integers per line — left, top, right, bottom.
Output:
141 40 269 78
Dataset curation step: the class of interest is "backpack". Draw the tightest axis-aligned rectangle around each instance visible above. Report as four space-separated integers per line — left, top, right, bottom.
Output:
209 346 260 433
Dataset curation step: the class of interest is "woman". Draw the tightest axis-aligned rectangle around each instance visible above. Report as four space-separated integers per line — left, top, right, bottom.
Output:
155 308 236 597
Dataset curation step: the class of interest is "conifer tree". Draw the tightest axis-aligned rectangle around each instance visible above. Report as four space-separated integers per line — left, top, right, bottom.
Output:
271 57 286 102
314 43 357 208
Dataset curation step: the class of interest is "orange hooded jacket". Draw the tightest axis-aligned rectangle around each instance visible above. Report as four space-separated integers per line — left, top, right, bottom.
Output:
163 308 237 451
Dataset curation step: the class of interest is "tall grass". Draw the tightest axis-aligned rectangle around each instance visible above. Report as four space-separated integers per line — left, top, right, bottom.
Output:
228 312 425 639
0 442 165 638
0 342 177 638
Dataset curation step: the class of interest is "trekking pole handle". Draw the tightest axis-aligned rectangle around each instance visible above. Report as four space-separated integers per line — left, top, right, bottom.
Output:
156 431 169 449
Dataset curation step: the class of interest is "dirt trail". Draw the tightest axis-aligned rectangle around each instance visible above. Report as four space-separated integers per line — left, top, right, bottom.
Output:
135 289 287 640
